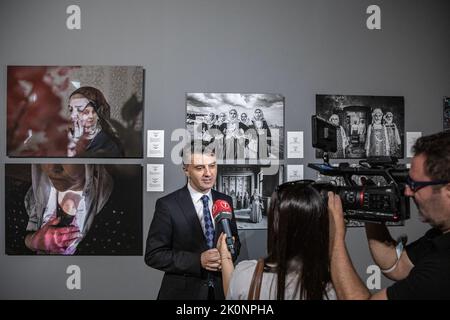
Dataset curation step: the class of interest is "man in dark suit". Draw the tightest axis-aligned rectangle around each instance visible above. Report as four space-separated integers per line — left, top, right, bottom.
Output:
145 143 241 300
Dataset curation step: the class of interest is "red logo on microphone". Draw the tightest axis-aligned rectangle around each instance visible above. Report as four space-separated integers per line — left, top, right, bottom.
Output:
213 199 232 217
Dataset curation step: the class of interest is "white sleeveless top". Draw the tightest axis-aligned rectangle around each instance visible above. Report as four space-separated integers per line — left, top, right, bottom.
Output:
226 260 337 300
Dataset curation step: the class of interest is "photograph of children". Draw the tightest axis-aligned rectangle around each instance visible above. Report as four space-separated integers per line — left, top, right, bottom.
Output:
5 164 142 255
216 165 284 229
444 97 450 130
186 93 284 162
7 66 144 158
316 95 405 159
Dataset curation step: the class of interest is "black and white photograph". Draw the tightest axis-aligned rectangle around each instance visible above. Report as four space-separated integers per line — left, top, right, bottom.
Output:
5 164 143 255
316 94 405 159
444 97 450 130
186 93 284 162
7 66 144 158
216 165 283 229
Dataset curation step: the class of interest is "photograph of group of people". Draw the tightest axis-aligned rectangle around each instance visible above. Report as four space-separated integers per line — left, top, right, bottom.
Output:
186 93 284 162
216 165 284 229
7 65 144 158
316 94 405 159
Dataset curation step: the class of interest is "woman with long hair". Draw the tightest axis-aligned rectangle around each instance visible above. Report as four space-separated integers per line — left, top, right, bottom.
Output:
67 86 124 157
218 180 336 300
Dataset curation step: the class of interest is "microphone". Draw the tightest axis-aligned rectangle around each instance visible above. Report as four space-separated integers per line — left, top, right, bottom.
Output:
212 199 236 256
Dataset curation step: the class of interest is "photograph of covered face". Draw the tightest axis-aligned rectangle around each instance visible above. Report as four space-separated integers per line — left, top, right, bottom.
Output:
67 87 124 157
316 94 404 159
328 114 348 158
5 164 143 255
7 66 144 158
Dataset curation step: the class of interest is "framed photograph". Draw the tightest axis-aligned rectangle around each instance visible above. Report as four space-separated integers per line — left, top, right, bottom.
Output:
5 164 143 255
444 97 450 130
186 93 284 163
216 165 283 230
316 94 405 159
7 66 144 158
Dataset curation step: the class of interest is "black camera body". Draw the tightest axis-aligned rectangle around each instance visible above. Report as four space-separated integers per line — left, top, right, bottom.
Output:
310 116 410 222
308 163 410 222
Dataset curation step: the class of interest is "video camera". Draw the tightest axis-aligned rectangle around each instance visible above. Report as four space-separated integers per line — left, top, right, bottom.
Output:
309 115 410 223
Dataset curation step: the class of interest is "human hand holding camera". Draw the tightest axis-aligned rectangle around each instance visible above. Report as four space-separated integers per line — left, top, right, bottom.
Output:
328 192 347 251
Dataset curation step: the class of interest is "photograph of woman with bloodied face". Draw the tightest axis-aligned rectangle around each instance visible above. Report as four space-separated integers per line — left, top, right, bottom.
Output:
316 94 405 159
67 87 124 157
5 164 142 255
7 66 144 158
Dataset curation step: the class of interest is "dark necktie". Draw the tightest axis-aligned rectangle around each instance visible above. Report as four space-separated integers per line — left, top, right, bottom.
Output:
201 195 215 249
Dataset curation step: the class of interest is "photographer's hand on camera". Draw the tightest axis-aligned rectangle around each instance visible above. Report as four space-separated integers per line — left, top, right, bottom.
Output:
327 191 346 245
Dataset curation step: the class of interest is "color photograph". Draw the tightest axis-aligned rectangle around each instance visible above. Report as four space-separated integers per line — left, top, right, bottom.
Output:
5 164 143 255
7 66 144 158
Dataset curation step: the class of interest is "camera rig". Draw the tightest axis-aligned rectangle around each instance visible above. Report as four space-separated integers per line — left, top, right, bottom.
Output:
309 115 410 222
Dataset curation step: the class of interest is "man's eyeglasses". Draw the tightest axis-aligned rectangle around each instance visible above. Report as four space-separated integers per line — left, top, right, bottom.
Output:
405 175 449 192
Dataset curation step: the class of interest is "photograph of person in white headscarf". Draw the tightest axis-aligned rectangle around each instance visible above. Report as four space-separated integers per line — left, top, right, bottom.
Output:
316 94 405 159
5 164 142 255
186 93 284 162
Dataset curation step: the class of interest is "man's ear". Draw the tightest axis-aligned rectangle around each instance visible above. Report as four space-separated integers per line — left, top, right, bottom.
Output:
183 164 189 177
444 183 450 199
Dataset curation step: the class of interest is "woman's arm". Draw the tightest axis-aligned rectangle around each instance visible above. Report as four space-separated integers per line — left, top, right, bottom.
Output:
217 233 234 296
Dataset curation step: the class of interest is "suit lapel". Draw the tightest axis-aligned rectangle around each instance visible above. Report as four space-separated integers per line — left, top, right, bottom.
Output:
211 189 224 204
177 186 206 246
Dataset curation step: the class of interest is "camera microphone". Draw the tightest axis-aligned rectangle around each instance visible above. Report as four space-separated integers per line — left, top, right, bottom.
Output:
212 199 236 256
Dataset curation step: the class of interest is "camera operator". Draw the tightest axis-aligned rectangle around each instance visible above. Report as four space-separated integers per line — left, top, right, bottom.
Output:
329 130 450 299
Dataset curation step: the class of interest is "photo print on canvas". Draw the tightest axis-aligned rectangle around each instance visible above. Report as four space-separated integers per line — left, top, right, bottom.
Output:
216 165 283 230
316 94 405 159
5 164 143 255
7 66 144 158
186 93 284 164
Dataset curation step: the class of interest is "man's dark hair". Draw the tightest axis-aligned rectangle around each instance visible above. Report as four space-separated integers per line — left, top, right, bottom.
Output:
412 130 450 180
181 140 216 165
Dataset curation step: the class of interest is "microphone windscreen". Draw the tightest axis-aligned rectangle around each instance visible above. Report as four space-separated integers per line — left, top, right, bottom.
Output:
212 199 232 222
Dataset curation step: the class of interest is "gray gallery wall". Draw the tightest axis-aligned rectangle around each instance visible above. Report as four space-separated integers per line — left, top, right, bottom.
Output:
0 0 449 299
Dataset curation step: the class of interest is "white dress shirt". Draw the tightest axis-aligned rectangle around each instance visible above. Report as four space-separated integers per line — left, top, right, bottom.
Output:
187 182 215 233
